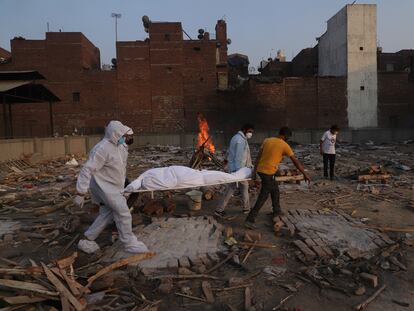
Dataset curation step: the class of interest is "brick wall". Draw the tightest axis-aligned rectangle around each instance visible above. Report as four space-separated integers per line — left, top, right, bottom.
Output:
1 22 412 138
378 72 414 128
207 77 348 131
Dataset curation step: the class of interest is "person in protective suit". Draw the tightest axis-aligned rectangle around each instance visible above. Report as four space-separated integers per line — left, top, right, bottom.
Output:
73 120 149 254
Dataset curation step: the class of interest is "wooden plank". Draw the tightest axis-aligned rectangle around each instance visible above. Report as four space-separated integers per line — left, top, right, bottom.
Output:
58 268 81 297
201 281 215 303
56 252 78 269
358 174 391 182
354 284 386 311
61 296 70 311
42 263 85 311
86 252 155 287
0 278 58 296
238 242 277 249
3 295 48 304
244 286 252 310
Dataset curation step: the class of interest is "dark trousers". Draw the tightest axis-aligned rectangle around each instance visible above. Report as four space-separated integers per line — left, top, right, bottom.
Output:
323 153 336 178
246 172 280 223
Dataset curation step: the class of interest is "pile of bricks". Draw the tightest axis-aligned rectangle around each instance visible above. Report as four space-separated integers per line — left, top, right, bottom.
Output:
358 165 392 183
274 209 395 262
101 216 225 275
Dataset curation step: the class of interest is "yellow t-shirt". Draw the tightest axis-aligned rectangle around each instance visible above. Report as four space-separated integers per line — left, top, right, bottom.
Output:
256 137 294 175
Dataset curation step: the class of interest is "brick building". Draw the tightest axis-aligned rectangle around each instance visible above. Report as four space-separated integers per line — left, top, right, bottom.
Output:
0 12 413 138
0 20 229 137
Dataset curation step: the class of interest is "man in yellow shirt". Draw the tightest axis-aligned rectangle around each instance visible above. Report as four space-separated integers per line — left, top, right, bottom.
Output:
245 127 311 228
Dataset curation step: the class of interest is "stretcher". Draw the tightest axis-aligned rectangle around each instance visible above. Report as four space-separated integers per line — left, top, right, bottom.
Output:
132 178 252 199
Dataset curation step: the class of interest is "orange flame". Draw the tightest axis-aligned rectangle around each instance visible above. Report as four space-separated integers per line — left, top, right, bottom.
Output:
197 114 215 153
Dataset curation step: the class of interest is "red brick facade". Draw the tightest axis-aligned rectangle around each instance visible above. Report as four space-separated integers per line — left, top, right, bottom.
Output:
0 21 229 137
378 72 414 128
1 20 412 138
213 77 347 131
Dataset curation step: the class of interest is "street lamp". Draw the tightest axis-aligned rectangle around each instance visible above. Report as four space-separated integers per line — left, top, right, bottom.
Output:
111 13 122 43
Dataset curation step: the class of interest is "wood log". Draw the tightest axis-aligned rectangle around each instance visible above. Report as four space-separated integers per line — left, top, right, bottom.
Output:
0 278 58 296
275 175 304 182
358 174 391 182
42 263 85 311
86 252 155 287
354 284 386 310
201 281 215 303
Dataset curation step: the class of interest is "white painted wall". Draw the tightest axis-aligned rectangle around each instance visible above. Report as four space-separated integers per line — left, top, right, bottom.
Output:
318 4 378 128
346 4 378 128
318 6 348 77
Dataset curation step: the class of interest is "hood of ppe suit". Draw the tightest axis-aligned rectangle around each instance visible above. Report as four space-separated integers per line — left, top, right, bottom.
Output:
105 121 133 145
76 121 133 196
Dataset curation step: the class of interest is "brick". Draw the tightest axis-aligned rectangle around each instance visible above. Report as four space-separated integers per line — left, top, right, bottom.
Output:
322 246 334 257
360 272 378 288
377 233 395 245
297 232 309 240
293 240 316 260
287 215 298 225
304 239 316 247
346 248 362 260
312 238 326 247
372 238 387 248
311 245 328 258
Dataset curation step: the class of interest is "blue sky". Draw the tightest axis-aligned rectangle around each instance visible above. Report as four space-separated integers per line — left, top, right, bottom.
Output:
1 0 413 70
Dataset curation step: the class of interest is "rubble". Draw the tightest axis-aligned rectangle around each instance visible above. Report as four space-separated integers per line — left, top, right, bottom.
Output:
0 142 413 310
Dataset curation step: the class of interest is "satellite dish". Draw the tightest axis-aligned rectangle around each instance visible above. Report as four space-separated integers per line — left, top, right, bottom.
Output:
226 38 232 45
198 28 205 34
142 15 151 28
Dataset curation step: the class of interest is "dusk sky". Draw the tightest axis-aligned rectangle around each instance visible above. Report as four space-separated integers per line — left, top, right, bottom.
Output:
1 0 413 70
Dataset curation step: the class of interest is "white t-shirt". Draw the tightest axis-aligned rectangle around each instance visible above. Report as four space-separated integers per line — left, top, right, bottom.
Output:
321 130 337 154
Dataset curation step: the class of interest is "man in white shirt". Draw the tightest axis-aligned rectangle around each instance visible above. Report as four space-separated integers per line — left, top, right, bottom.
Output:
320 125 339 180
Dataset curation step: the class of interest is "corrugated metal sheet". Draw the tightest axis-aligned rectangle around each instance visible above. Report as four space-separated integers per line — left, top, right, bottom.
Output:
0 80 31 92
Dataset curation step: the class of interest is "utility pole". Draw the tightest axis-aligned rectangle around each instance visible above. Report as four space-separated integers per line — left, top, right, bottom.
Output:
111 13 121 43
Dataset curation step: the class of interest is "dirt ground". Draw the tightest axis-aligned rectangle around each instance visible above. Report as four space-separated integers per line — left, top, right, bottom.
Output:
0 142 413 310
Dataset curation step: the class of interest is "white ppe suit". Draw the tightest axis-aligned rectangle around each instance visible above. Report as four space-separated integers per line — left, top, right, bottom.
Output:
76 120 148 253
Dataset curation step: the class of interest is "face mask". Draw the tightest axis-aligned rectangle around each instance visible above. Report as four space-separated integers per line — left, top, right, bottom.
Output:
118 136 125 145
125 137 134 145
246 132 253 139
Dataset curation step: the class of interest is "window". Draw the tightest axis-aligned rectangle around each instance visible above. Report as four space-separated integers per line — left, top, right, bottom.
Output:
360 47 364 51
72 92 80 102
360 86 365 91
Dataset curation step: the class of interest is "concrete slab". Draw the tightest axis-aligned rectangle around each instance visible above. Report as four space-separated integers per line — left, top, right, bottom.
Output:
285 209 394 260
101 216 225 274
